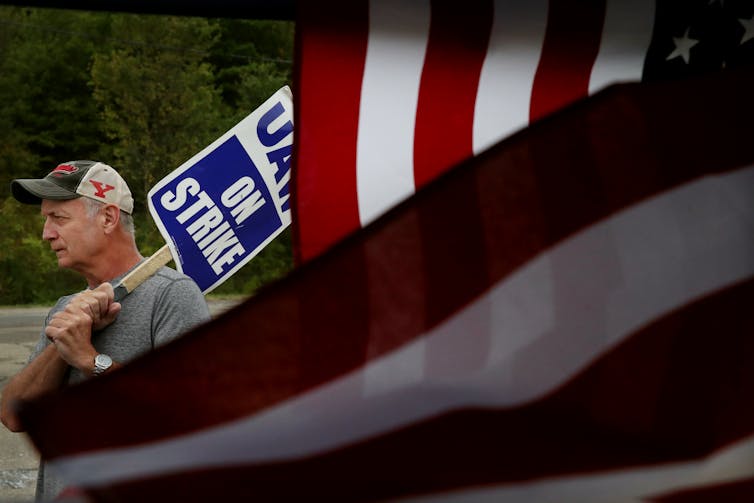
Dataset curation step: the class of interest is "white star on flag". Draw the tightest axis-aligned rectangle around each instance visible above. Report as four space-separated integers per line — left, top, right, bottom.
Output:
666 27 699 64
740 16 754 45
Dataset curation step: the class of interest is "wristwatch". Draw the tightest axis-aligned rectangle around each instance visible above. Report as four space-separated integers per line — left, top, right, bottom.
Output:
93 353 113 376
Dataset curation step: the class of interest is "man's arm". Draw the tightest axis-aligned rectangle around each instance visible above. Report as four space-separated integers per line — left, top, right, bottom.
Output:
0 344 69 432
1 283 121 432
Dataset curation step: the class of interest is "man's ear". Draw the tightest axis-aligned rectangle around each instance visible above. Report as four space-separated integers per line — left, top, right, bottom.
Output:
102 204 121 234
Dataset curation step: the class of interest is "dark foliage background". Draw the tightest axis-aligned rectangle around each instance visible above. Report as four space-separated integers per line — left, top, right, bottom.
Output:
0 6 294 304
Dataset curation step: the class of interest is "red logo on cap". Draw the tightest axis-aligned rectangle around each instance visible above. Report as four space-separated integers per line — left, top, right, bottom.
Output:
51 164 78 176
90 180 116 198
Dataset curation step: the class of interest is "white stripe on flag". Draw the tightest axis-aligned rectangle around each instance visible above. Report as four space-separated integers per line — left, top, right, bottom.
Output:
357 0 430 226
357 0 658 229
473 0 548 154
50 166 754 488
588 0 655 94
400 433 754 502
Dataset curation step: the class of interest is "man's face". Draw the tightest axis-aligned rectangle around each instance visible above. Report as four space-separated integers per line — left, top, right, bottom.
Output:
41 198 104 273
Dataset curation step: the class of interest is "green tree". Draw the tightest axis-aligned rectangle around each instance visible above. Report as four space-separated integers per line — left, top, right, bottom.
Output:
91 14 225 238
0 7 108 197
211 19 294 124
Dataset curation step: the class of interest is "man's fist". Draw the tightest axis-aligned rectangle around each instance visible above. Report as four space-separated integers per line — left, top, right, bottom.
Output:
70 283 121 331
44 283 121 371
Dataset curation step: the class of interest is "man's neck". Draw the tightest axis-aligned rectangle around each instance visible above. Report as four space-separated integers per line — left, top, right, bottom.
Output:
83 247 143 288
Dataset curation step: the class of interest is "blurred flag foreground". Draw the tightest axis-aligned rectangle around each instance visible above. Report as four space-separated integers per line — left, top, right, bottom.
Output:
20 67 754 501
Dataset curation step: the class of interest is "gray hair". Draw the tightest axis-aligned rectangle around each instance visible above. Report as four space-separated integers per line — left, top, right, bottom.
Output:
81 197 135 236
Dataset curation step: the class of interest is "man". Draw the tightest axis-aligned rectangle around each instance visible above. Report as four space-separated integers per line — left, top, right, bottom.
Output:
0 160 211 501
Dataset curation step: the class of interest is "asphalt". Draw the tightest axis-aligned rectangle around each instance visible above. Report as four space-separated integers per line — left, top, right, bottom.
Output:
0 299 243 502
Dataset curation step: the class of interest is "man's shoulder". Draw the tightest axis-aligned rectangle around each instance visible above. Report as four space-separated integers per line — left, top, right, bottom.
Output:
144 267 210 321
122 266 207 313
152 265 190 281
145 266 206 299
147 266 199 287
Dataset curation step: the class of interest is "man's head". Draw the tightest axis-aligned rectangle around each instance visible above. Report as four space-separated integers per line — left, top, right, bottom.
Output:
11 160 134 214
11 161 139 284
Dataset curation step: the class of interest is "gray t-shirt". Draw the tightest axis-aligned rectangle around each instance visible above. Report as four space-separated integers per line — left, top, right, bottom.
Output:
31 262 211 501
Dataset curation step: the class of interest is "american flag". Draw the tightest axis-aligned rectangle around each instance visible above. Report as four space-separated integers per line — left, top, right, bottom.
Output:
19 63 754 500
292 0 754 262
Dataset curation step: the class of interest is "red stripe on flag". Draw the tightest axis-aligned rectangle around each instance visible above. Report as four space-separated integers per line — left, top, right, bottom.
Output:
20 68 754 459
412 0 493 189
292 1 369 263
87 279 754 501
529 0 606 122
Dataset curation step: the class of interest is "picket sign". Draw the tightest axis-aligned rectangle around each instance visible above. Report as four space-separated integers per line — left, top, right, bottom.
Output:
142 86 293 294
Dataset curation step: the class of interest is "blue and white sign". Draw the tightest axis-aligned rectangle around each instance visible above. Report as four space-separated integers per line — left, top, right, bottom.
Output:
148 86 293 293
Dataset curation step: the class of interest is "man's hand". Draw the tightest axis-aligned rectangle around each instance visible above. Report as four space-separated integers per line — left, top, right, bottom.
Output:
71 283 121 330
44 283 121 371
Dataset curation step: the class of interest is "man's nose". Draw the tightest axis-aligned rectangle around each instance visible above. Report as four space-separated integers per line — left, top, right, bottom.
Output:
42 220 57 241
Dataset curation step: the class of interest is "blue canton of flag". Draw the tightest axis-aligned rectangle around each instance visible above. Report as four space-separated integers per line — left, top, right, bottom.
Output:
644 0 754 79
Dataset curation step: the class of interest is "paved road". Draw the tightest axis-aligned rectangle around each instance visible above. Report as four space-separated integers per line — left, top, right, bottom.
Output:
0 307 42 503
0 299 243 502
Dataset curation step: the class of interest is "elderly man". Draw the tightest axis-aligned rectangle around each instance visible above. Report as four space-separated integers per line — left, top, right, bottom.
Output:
0 160 211 501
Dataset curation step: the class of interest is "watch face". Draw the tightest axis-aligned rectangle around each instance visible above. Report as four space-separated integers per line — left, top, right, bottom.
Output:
95 354 113 368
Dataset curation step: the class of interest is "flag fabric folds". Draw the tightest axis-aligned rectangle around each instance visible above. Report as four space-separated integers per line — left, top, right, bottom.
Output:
292 0 754 262
19 65 754 501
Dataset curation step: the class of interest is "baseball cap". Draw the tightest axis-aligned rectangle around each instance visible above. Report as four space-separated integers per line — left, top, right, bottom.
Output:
11 160 134 214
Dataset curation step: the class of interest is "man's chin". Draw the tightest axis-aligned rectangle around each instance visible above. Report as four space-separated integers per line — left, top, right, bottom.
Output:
53 251 81 273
